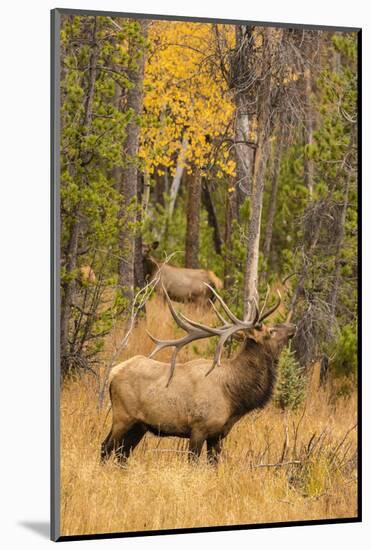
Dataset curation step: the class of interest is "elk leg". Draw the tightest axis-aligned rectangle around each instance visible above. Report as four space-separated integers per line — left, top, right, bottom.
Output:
115 423 147 463
206 437 222 466
101 429 113 460
101 420 130 462
101 424 126 461
188 431 206 462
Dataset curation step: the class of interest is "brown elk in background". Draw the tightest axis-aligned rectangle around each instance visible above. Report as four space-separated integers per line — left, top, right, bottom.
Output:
78 265 96 285
101 286 296 465
142 241 223 304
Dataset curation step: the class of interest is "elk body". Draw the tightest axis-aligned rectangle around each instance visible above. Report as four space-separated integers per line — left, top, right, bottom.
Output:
101 286 296 464
143 241 223 304
78 265 96 285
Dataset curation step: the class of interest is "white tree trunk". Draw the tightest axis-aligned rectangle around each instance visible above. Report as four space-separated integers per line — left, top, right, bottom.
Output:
235 94 253 195
168 135 189 220
243 139 270 314
243 27 274 317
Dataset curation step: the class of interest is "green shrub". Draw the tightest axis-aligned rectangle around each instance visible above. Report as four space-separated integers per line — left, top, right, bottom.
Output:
274 345 306 410
330 323 357 378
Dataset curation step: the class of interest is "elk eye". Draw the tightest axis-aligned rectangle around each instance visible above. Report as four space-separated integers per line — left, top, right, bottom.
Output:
269 328 277 336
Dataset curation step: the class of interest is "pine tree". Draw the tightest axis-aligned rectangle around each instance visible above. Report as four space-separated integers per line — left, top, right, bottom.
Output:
274 345 306 410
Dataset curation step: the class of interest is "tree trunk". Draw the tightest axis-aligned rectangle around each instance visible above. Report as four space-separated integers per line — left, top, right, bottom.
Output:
185 168 202 268
217 25 254 288
154 170 166 208
301 33 322 199
243 28 274 316
232 26 255 214
330 171 352 315
243 138 271 314
303 65 314 199
112 80 123 192
223 182 238 290
235 93 253 201
202 181 222 255
134 173 145 290
60 218 80 369
168 135 188 220
142 171 151 217
263 136 284 276
60 17 99 370
118 20 149 301
161 136 188 245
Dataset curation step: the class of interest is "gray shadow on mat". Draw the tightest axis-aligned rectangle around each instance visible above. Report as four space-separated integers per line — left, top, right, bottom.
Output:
18 521 50 539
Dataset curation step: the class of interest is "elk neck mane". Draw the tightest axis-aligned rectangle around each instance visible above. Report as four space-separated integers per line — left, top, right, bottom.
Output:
223 342 277 416
143 255 161 279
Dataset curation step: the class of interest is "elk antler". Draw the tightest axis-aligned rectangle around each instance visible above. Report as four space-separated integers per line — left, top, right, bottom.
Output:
147 285 258 385
203 283 245 325
258 289 281 323
209 298 229 326
147 284 281 386
258 284 271 322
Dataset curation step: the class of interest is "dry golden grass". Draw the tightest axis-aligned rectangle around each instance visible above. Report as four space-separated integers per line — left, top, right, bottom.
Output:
60 297 358 537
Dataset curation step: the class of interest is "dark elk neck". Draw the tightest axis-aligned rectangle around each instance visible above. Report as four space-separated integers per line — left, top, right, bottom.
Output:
226 345 277 415
143 256 160 280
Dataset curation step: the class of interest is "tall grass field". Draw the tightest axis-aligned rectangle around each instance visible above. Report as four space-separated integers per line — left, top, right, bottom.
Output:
60 297 358 536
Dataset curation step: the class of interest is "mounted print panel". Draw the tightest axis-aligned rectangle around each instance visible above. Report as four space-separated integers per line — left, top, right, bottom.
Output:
51 8 361 541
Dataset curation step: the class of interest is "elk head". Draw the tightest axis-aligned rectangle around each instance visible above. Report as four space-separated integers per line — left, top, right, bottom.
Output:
142 241 160 281
142 240 159 258
238 322 297 359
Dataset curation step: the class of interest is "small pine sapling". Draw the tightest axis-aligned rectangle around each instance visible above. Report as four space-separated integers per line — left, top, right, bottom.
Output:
274 344 306 410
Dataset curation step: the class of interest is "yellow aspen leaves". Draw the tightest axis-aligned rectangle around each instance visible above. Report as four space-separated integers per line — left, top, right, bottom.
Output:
139 21 236 179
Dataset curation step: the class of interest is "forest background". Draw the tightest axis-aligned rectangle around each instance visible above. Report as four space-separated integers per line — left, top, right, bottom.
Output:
60 15 358 382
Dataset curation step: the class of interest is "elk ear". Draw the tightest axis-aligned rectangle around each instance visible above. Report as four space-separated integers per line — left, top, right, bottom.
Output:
151 240 160 250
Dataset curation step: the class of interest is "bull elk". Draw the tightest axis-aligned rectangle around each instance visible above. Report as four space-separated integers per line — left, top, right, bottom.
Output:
101 285 296 465
142 241 223 304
